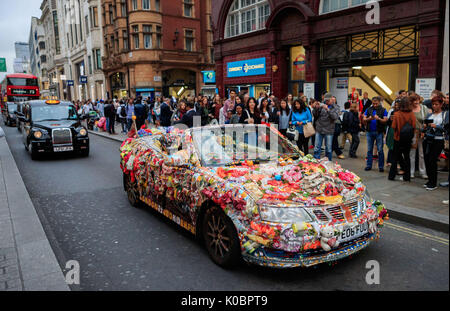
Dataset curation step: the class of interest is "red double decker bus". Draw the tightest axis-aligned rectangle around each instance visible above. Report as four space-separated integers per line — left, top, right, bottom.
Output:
1 73 40 108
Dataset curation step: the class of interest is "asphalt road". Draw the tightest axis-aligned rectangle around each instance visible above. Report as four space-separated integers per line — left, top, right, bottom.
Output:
1 122 449 291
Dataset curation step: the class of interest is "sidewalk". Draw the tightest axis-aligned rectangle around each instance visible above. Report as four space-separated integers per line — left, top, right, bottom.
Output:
0 127 69 291
89 125 449 233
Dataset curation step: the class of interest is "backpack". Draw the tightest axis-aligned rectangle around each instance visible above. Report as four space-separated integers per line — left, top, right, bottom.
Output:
120 105 127 118
400 122 415 143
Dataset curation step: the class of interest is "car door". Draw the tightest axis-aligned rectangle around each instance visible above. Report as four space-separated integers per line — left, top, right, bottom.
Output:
22 104 31 146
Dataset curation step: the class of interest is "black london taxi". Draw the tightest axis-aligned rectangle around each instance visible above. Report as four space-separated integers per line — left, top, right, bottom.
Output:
18 100 90 160
1 102 18 127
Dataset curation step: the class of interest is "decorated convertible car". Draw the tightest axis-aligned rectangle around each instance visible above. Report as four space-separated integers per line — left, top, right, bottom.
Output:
120 124 388 268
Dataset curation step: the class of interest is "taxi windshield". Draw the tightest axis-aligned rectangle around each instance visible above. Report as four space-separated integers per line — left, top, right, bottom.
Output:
191 125 300 167
32 105 78 122
7 104 17 113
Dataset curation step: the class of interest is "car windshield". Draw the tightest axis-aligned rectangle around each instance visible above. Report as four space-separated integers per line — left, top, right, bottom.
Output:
32 105 78 122
7 104 17 113
192 125 300 167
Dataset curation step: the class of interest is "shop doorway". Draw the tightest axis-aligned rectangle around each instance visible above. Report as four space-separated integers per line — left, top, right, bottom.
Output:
162 69 196 99
289 45 306 98
327 63 417 109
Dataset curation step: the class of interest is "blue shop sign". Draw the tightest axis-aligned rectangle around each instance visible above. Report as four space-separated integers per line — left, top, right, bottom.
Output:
202 71 216 84
227 57 266 78
67 80 74 86
79 76 88 84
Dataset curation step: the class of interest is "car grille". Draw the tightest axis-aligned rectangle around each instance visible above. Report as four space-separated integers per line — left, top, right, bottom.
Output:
310 198 366 223
52 128 72 145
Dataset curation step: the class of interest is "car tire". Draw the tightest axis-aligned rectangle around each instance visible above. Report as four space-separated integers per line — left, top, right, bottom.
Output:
202 206 241 268
28 142 38 160
123 173 142 208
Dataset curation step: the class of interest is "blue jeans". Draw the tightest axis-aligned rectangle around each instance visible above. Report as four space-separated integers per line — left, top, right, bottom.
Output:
366 131 385 169
314 133 333 161
127 118 133 131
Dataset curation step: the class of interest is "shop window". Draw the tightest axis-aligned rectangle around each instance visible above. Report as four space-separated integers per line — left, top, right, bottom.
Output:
225 0 270 39
320 0 373 15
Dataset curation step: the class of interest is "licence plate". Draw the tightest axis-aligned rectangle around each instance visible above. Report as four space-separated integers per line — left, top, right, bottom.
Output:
340 223 369 243
54 146 73 152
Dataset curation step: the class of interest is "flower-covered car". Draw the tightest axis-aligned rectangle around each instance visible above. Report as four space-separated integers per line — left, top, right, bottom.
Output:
120 124 388 268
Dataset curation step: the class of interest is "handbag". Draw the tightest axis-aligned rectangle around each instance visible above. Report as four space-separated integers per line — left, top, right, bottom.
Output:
286 125 299 141
303 122 316 138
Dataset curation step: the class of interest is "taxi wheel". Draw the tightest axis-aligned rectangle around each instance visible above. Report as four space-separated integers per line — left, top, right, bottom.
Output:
80 148 90 157
123 173 142 208
28 142 38 160
202 206 241 268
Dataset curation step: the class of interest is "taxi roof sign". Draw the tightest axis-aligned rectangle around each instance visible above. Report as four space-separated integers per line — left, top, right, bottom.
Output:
46 100 60 105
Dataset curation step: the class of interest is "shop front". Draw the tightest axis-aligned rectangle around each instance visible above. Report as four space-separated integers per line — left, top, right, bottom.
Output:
163 69 196 99
110 72 128 100
201 71 217 98
223 56 272 98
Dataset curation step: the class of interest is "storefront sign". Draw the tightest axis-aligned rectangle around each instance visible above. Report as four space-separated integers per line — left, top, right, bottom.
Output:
154 76 162 82
79 76 88 84
202 71 216 84
336 78 348 89
227 57 266 78
67 80 74 87
415 78 436 99
304 83 315 101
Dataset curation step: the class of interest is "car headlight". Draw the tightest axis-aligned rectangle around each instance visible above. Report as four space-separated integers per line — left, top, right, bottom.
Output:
79 128 87 136
33 130 43 139
259 206 313 223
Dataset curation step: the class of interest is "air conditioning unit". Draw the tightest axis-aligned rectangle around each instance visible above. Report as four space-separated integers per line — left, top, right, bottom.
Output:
350 50 373 60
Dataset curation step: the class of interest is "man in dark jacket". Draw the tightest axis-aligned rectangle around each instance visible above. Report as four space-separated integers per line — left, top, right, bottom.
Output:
134 97 148 130
104 100 116 134
343 103 362 158
176 101 197 128
159 98 173 127
313 93 340 161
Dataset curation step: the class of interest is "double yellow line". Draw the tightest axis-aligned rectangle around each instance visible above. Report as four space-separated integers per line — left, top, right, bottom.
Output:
385 222 449 245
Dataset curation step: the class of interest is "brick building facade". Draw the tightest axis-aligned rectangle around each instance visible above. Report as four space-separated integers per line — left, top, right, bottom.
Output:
212 0 446 103
101 0 214 100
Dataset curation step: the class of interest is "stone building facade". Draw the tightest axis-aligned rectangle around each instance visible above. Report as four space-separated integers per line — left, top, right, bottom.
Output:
101 0 214 100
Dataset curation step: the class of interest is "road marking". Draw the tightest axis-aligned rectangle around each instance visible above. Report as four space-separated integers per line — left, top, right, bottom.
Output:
385 222 449 245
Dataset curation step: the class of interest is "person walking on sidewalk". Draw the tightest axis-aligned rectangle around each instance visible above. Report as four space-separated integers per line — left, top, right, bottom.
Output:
343 103 362 158
104 100 117 135
388 97 416 182
117 101 128 134
134 97 148 130
423 96 449 191
126 99 135 132
364 97 388 172
313 93 340 161
410 94 431 179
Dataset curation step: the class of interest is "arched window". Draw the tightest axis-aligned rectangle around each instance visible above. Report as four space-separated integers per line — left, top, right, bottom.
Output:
225 0 270 39
320 0 375 15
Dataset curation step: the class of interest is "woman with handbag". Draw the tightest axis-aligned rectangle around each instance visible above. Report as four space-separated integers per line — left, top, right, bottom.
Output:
290 99 313 154
423 96 449 190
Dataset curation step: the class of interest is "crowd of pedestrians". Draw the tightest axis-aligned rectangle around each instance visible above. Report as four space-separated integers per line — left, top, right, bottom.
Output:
74 87 449 194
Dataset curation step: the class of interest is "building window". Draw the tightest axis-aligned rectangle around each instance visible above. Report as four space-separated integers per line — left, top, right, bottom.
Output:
52 11 61 54
91 6 98 27
132 0 138 11
132 25 140 49
183 0 194 17
155 0 160 11
121 0 127 16
95 49 102 70
225 0 270 38
123 30 129 50
185 29 194 52
142 0 150 10
143 25 152 49
109 5 114 24
156 26 162 48
320 0 373 14
85 15 89 35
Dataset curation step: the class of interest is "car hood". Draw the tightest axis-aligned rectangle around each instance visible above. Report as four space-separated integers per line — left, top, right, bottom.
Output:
203 159 365 207
33 120 81 130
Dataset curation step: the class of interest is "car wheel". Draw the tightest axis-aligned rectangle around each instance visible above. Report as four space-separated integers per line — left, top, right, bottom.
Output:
202 206 241 268
28 142 38 160
123 173 142 208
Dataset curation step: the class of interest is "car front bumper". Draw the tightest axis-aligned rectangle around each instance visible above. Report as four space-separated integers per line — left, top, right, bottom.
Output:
31 136 89 153
242 233 377 268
